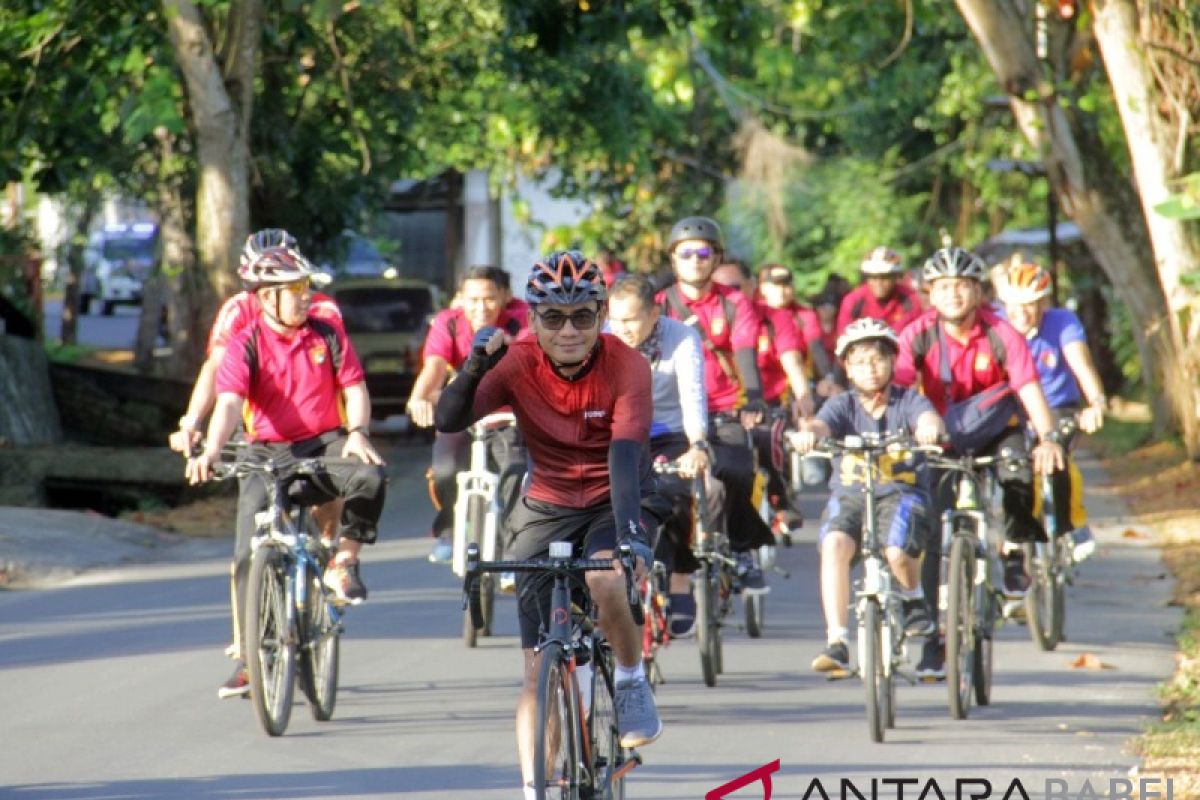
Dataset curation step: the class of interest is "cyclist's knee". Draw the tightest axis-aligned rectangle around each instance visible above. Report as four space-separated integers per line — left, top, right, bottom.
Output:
819 530 855 560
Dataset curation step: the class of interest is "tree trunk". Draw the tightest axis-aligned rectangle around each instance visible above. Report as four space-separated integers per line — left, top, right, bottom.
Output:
163 0 260 371
59 193 99 345
954 0 1193 450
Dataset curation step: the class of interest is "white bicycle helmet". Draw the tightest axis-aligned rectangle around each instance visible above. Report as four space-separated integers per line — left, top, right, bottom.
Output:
922 246 985 283
835 317 900 359
860 246 904 276
239 246 319 288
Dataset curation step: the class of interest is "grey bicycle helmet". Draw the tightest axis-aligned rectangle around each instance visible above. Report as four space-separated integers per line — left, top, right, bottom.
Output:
922 246 985 283
525 250 607 306
860 246 904 276
667 216 723 252
835 318 900 359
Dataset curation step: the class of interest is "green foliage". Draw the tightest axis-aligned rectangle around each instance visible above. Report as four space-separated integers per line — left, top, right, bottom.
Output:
0 224 37 322
1155 173 1200 221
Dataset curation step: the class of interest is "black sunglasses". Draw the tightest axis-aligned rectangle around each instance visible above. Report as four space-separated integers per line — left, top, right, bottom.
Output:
534 307 600 331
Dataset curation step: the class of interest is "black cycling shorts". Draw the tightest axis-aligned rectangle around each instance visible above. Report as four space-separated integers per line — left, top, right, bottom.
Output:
507 495 665 649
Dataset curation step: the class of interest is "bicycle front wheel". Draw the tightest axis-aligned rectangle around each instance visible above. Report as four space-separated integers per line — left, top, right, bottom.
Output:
744 592 765 639
298 572 340 721
861 599 885 743
696 564 720 688
534 644 581 800
1023 540 1063 651
589 646 632 800
945 535 975 721
245 545 296 736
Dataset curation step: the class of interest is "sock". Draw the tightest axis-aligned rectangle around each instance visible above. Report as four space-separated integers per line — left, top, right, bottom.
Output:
827 626 849 646
615 662 646 684
524 784 538 800
898 586 923 600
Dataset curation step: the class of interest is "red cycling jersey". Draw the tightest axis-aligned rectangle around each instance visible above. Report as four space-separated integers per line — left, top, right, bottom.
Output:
754 301 805 403
216 317 365 443
835 282 922 339
656 283 760 413
207 290 341 355
893 307 1038 415
470 335 652 508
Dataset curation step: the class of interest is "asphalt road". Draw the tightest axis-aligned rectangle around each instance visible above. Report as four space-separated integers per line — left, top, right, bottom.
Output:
0 441 1180 799
43 297 141 350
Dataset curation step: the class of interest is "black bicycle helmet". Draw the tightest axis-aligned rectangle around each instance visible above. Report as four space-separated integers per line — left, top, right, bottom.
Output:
525 250 607 306
667 216 723 252
922 246 986 283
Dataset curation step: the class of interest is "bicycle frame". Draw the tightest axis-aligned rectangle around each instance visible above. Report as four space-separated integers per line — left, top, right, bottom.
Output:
451 412 516 578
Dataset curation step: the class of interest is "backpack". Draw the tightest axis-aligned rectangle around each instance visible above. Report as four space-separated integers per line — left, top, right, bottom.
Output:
660 285 739 382
910 317 1023 453
243 317 344 385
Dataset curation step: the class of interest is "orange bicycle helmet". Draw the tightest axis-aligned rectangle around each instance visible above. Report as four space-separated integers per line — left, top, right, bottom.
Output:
1000 262 1053 304
525 250 607 306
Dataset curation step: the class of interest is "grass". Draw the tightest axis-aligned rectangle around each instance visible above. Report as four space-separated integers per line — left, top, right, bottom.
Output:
1084 417 1156 459
44 341 101 365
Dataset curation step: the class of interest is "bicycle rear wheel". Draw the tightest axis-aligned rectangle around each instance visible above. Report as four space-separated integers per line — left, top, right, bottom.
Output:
534 644 581 800
463 495 491 647
589 645 632 800
744 593 765 639
861 599 885 743
1023 540 1063 651
245 545 296 736
696 563 720 687
972 578 995 707
298 572 340 721
945 535 975 720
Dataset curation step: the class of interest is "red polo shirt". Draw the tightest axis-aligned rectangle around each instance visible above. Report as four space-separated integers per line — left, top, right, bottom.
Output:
755 301 805 403
656 283 760 412
894 307 1037 415
216 318 365 443
423 306 529 369
835 282 922 339
207 290 341 355
471 335 651 508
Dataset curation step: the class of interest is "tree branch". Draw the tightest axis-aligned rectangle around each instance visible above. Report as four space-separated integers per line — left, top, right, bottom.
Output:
325 20 372 175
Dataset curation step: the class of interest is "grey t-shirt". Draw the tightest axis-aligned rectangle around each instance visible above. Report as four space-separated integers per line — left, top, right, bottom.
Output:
637 317 707 444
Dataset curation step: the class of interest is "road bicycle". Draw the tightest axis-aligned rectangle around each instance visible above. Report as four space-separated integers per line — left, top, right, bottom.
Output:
212 452 350 737
807 433 934 743
450 411 520 647
1024 414 1081 651
926 449 1002 720
463 541 644 800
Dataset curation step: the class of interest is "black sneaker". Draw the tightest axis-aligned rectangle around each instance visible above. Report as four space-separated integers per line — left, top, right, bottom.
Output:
901 597 935 637
811 641 850 675
1002 550 1031 598
916 638 945 682
668 591 697 638
218 662 250 699
324 559 368 605
735 551 769 595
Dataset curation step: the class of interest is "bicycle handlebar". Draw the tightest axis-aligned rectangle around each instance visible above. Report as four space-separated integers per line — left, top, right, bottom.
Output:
470 411 518 433
462 541 645 631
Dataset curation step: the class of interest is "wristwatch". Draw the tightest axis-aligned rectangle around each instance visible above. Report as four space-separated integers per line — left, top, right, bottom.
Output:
1040 429 1063 446
178 415 199 432
347 425 370 436
690 440 711 453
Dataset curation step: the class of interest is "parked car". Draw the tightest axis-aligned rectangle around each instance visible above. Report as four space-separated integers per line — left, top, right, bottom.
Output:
327 276 441 420
81 223 158 315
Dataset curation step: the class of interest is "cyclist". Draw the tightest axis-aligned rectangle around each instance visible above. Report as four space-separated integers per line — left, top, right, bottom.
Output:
608 272 723 637
757 264 835 388
711 261 815 539
835 246 923 339
185 245 387 697
435 251 667 796
999 262 1106 560
407 265 528 564
894 246 1065 679
656 216 775 593
792 318 945 675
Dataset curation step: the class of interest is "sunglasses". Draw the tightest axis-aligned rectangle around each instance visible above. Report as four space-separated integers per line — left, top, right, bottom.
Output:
535 307 600 331
275 278 312 295
674 246 714 261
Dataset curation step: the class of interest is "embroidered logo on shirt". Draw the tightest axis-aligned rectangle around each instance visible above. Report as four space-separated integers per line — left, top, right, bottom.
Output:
310 343 328 365
1040 351 1058 369
711 317 725 337
583 410 607 420
974 352 991 371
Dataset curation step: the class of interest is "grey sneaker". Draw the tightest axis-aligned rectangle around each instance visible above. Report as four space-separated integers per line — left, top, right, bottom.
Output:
427 534 453 565
218 662 250 699
1071 526 1096 561
735 551 769 595
614 676 663 748
811 641 850 675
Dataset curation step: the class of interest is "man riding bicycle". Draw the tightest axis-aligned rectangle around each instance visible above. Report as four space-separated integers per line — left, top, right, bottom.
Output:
407 265 528 565
435 251 667 799
792 319 945 675
835 246 923 339
999 261 1106 560
656 216 775 593
608 272 724 638
185 245 387 698
894 246 1065 679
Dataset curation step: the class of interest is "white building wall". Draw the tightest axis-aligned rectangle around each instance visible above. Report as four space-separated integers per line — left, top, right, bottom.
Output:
498 170 589 288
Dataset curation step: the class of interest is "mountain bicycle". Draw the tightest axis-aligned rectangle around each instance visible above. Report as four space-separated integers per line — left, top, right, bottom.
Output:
463 541 644 800
807 433 935 743
211 452 351 737
1024 414 1080 651
926 449 1002 720
450 411 520 647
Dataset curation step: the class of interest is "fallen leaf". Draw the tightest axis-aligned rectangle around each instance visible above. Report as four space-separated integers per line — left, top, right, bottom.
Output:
1122 528 1148 539
1070 652 1116 670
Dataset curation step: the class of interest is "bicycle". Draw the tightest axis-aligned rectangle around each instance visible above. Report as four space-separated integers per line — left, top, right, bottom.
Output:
806 433 935 743
450 410 520 647
463 541 644 800
210 451 350 737
1024 414 1080 651
926 449 1003 720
